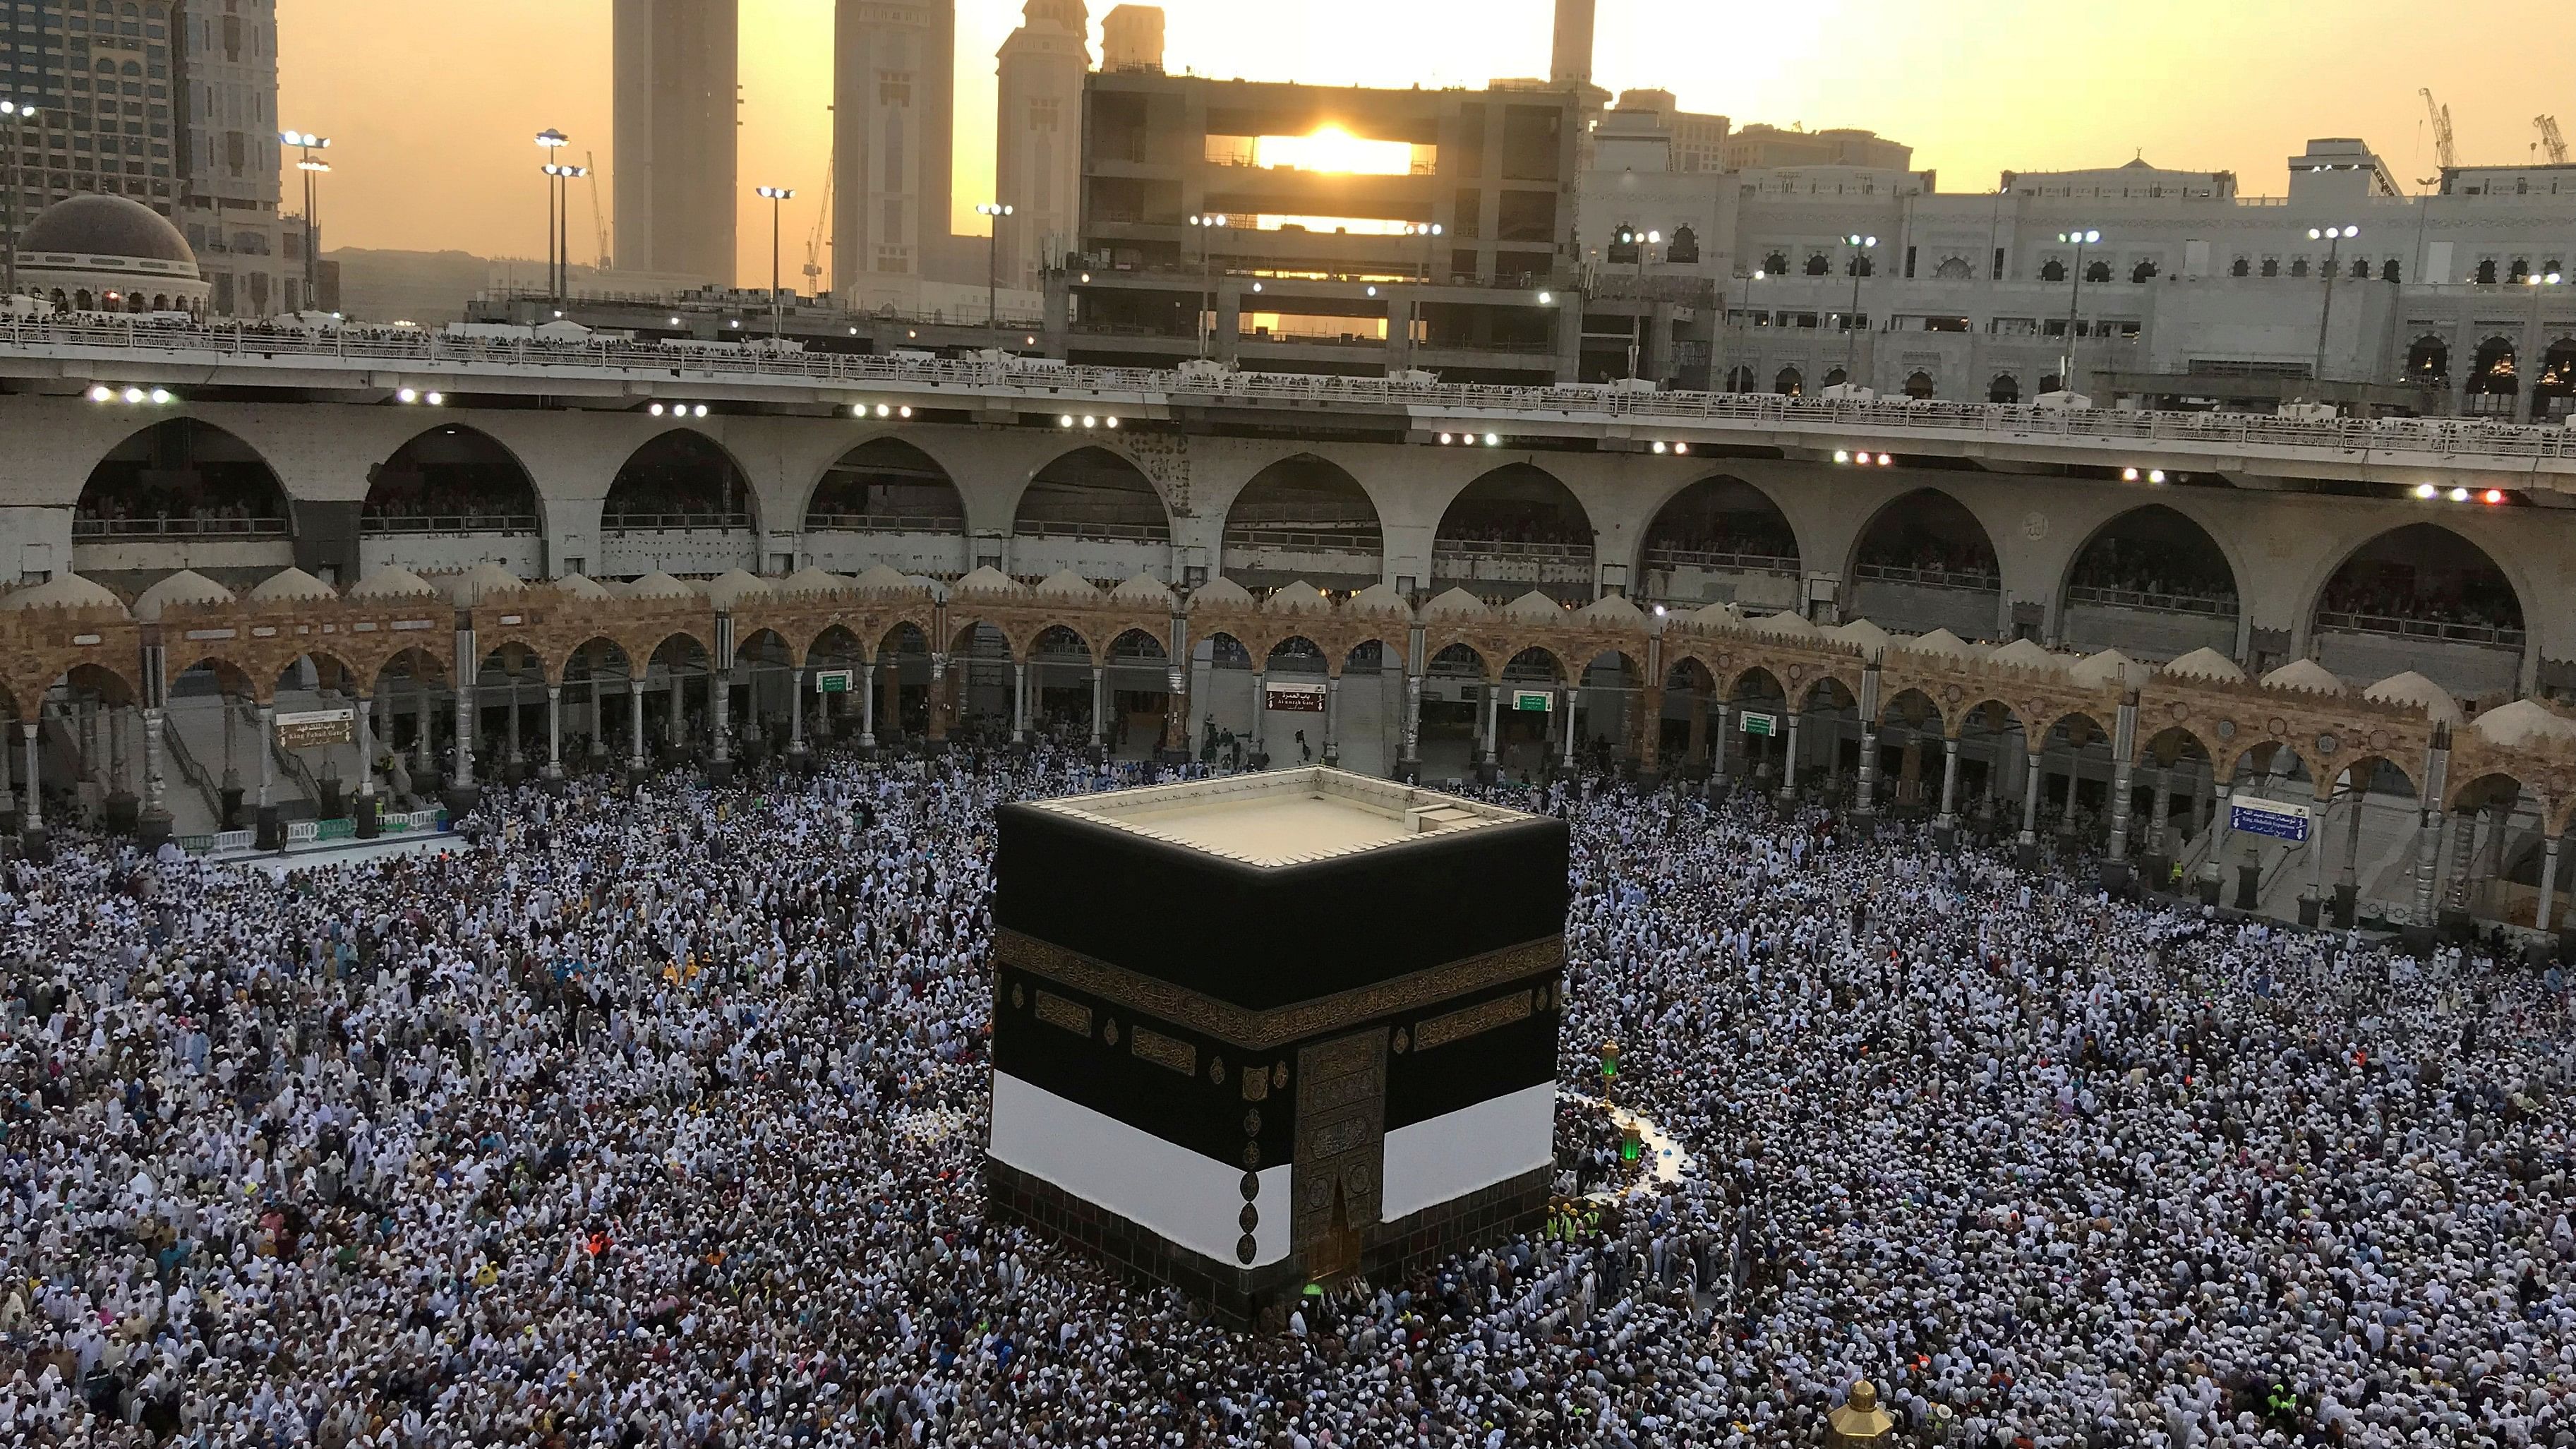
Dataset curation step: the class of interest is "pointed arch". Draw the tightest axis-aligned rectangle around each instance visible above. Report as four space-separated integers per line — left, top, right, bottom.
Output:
1432 463 1596 605
76 418 291 543
2059 503 2242 656
603 429 759 532
804 436 967 534
363 423 542 537
1221 453 1384 591
1014 445 1174 543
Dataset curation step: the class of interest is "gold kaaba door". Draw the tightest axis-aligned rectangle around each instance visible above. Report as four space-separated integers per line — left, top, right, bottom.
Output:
1292 1028 1387 1285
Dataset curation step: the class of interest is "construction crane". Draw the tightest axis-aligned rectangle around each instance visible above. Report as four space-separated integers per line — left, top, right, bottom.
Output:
584 150 610 270
2419 88 2456 184
2538 115 2569 165
802 162 833 297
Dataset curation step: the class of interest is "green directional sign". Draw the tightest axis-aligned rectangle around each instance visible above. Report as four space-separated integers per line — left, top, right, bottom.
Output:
1739 711 1779 738
813 668 854 694
1512 690 1554 712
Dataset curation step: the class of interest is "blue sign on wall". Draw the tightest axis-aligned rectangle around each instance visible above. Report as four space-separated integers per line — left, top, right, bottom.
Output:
2229 795 2312 844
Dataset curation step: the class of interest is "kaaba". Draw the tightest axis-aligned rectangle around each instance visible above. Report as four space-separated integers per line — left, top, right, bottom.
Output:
985 767 1569 1325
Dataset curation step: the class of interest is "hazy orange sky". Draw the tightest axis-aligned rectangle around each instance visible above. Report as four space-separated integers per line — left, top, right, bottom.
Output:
277 0 2576 287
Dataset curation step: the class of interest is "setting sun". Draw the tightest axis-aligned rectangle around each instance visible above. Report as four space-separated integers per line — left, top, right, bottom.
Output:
1252 126 1421 176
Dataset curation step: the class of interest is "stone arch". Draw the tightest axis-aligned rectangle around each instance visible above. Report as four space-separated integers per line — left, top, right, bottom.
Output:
1220 453 1385 591
365 423 543 536
1028 620 1102 664
1773 366 1804 396
1013 444 1175 543
1432 463 1596 605
1635 474 1802 607
2536 336 2576 418
2058 503 2242 656
1987 373 2021 404
75 418 292 557
1848 487 2004 637
802 435 968 538
2306 522 2528 685
1902 370 1936 399
603 429 760 531
2464 335 2519 405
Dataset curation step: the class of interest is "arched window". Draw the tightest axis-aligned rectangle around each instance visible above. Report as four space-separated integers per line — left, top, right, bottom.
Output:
2289 258 2310 278
2038 258 2067 282
2348 256 2369 279
1987 374 2020 404
1903 371 1935 399
1932 256 1973 280
2230 257 2251 277
1762 251 1788 275
1802 253 1830 276
2475 258 2498 284
1773 366 1803 396
2381 259 2402 283
2083 260 2111 283
2129 260 2158 284
2406 336 2449 383
1849 255 1874 277
1723 366 1756 392
2510 258 2532 282
2260 258 2280 277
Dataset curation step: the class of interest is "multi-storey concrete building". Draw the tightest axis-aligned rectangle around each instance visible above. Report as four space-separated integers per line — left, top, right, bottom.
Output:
611 0 738 285
1 0 303 316
1065 73 1582 383
994 0 1088 292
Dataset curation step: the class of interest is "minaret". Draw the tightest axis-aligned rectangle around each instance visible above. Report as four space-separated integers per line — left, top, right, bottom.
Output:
1550 0 1595 88
994 0 1088 291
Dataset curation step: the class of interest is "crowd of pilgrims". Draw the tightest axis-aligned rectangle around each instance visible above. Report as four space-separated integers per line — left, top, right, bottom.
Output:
4 739 2575 1449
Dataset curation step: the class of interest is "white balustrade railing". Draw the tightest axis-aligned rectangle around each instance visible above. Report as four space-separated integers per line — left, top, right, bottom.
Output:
6 317 2575 464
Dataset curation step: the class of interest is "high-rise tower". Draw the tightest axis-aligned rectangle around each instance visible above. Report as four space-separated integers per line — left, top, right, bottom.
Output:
832 0 956 293
1100 4 1163 71
994 0 1085 291
612 0 738 284
1549 0 1594 88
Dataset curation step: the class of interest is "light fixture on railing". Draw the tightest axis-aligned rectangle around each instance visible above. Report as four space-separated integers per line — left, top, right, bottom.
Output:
2415 482 2439 499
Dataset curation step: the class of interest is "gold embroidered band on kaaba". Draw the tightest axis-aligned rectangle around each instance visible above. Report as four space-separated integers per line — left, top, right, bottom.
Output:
994 926 1563 1051
1413 990 1534 1052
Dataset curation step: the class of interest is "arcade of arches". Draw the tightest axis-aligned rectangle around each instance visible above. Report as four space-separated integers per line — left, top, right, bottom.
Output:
11 565 2576 939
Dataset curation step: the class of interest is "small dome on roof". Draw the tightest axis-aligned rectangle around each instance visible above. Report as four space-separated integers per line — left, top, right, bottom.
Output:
1989 638 2062 673
624 572 700 601
248 567 341 603
2161 647 2246 683
951 565 1021 596
848 565 914 594
2472 699 2576 747
131 569 234 621
1344 582 1410 618
1749 609 1818 637
1901 627 1971 658
1421 587 1490 620
1579 594 1644 624
1188 575 1255 607
2259 658 2345 695
1112 572 1171 604
1033 569 1100 600
776 566 847 596
2364 671 2463 726
1263 579 1333 612
1831 618 1890 660
704 569 773 608
346 565 436 601
1687 601 1743 627
1502 590 1567 620
2067 648 2143 690
1 572 126 613
438 562 524 606
551 572 615 601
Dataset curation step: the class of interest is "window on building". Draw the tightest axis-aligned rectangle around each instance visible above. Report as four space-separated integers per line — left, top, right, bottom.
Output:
2083 260 2110 283
2381 259 2402 282
2130 260 2157 283
2475 258 2498 284
1762 251 1788 274
1932 256 1972 280
2260 258 2279 277
1802 252 1829 276
2038 258 2066 282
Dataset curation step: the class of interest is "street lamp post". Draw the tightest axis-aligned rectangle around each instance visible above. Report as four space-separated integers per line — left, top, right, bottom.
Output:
757 186 796 339
536 129 569 303
2 97 37 304
1188 212 1227 358
1402 220 1443 282
2308 224 2361 397
2521 269 2563 422
975 202 1013 340
541 163 588 308
1842 233 1877 387
282 131 330 313
2056 228 2101 395
1614 225 1659 380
